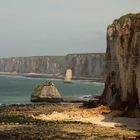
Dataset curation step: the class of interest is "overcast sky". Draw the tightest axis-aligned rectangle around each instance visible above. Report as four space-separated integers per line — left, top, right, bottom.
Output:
0 0 140 57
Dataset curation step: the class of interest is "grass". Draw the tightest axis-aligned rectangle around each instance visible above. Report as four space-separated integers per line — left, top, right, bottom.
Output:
49 56 65 67
114 13 140 25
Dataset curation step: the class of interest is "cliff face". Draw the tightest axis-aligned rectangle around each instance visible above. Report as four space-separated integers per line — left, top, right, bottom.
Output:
0 56 64 74
65 53 105 78
0 54 105 78
101 13 140 111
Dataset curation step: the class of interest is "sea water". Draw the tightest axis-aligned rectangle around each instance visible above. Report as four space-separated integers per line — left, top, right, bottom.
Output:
0 75 104 105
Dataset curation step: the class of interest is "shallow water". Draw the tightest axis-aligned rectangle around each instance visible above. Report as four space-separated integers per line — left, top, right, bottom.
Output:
0 75 104 104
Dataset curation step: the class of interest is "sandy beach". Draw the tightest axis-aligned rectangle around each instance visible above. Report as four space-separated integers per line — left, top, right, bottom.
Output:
0 103 140 140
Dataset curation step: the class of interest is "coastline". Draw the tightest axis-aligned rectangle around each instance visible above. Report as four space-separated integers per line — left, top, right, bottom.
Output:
0 72 64 79
0 72 104 82
0 74 104 105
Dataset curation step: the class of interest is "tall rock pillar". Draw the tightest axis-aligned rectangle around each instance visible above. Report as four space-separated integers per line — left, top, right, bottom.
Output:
101 13 140 112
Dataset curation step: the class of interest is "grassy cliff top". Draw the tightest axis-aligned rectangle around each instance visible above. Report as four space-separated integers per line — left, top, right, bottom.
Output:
66 53 105 56
49 56 65 66
114 13 140 25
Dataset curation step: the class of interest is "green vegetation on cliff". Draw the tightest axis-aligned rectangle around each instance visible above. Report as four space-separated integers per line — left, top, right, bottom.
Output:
49 56 65 67
114 13 140 25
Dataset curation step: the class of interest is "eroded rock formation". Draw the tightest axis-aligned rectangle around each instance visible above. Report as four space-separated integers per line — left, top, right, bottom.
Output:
101 13 140 112
65 53 105 78
31 81 63 102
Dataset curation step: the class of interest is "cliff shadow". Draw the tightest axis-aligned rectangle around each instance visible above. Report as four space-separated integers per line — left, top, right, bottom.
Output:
100 111 140 131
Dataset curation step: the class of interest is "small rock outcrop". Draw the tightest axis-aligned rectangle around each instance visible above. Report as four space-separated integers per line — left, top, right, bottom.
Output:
31 81 63 102
101 13 140 113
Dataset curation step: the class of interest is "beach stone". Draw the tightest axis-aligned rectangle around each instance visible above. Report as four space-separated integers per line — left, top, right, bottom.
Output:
1 122 5 125
10 122 14 125
115 123 127 128
15 122 19 125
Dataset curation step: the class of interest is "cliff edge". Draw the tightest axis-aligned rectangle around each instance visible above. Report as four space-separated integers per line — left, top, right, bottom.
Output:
101 13 140 115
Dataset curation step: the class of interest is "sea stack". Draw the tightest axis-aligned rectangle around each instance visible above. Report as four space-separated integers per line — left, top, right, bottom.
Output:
64 69 72 83
65 53 105 78
101 13 140 114
31 81 63 102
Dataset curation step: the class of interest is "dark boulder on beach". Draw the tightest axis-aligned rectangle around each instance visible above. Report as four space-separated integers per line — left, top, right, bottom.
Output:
31 81 63 103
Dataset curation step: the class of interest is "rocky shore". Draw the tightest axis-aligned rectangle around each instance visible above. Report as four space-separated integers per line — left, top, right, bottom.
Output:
0 104 140 140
